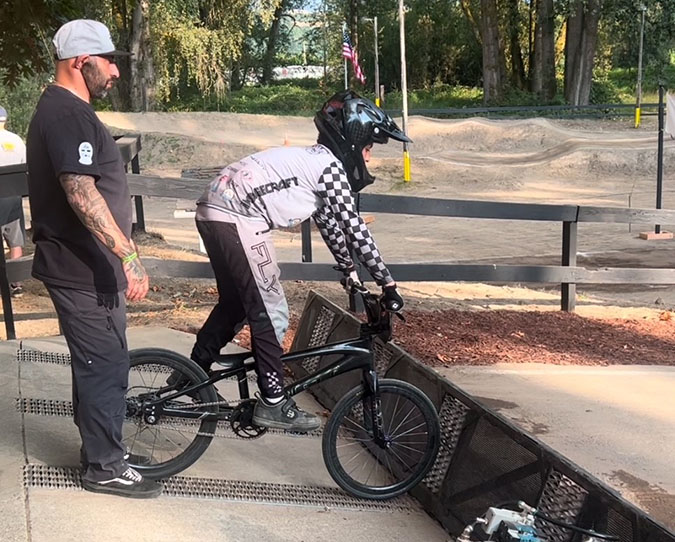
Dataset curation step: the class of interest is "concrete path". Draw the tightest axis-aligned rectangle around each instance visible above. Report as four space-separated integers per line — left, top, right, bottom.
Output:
1 327 449 542
436 364 675 530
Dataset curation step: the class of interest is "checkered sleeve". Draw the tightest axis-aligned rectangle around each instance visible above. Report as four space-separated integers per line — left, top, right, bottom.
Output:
313 205 354 271
314 162 394 286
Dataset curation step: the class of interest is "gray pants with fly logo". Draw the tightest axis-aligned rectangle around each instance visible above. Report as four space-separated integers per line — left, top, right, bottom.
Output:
191 218 289 399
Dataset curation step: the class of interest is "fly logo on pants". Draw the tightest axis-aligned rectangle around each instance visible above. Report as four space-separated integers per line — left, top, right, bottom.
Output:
252 242 280 294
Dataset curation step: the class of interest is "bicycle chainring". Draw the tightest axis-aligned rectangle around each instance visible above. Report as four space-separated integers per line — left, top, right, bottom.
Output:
230 399 268 439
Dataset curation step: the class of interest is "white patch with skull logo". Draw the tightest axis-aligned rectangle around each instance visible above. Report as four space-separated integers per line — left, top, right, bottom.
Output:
78 142 93 165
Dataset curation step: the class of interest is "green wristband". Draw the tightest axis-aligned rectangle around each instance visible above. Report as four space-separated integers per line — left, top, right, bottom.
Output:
122 251 138 264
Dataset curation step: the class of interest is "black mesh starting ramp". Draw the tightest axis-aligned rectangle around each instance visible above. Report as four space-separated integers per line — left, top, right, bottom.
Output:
288 291 675 542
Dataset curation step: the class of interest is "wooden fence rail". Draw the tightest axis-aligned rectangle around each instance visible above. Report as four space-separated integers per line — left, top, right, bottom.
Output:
2 134 675 339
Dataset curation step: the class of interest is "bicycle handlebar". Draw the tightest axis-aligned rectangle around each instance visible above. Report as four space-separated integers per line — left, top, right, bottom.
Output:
341 278 403 341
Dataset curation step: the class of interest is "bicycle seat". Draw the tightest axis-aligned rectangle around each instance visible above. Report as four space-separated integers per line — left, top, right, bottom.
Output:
212 352 253 371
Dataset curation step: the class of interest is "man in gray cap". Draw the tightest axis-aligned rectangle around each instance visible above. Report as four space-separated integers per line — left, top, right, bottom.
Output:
26 20 160 498
0 105 27 297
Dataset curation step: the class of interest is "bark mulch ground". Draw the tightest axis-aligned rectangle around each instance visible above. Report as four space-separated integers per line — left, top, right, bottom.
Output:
232 309 675 368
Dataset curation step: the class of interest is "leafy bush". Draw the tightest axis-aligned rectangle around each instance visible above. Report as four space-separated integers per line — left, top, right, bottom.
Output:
375 85 482 111
162 83 332 115
589 78 626 104
0 72 50 139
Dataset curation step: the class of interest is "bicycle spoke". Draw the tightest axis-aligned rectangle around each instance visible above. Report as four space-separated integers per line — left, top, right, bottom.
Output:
342 445 370 468
343 415 369 434
381 445 396 477
124 420 143 458
385 394 402 435
125 356 218 475
388 403 419 437
336 437 371 445
348 453 371 480
389 438 425 463
327 381 440 498
391 420 427 440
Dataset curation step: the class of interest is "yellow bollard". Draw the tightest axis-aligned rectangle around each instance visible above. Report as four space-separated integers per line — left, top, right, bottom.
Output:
634 107 642 129
403 150 411 182
375 98 381 107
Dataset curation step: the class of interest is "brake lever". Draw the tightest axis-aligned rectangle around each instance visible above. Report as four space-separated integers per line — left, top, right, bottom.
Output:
340 276 368 296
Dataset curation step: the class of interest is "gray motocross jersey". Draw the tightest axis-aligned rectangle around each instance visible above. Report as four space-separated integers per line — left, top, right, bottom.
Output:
196 144 393 286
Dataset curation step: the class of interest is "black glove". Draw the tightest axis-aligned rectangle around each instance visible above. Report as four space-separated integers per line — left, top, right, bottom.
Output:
382 285 404 312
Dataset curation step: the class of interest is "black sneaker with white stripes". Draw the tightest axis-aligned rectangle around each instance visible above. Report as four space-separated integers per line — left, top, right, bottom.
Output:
81 467 162 499
252 395 321 432
80 449 151 469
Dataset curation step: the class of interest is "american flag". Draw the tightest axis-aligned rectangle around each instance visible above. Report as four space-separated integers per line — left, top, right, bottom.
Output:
342 28 365 84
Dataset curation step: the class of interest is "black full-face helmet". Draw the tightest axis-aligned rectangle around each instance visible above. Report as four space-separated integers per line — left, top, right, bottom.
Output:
314 90 411 192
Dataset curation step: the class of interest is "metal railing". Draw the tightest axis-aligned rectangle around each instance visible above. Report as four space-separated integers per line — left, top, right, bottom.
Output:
123 171 675 313
388 102 660 119
3 134 675 339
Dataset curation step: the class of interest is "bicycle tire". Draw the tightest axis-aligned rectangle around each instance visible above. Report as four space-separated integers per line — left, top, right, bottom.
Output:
322 379 440 500
123 347 219 479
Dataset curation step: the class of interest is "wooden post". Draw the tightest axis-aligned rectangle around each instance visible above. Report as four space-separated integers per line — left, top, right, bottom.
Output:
0 238 16 340
131 153 146 233
561 220 577 312
655 84 664 234
301 220 312 262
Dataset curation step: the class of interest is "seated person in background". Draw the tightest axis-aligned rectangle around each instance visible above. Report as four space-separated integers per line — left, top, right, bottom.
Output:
190 90 409 432
0 105 27 297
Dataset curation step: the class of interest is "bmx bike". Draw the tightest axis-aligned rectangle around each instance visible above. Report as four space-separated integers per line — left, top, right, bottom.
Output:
122 283 441 500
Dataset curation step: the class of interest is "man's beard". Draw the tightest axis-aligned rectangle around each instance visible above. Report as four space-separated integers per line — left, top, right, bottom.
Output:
82 60 114 99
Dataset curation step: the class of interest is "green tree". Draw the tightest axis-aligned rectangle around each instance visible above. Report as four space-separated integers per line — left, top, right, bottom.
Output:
564 0 602 105
0 0 92 86
532 0 556 100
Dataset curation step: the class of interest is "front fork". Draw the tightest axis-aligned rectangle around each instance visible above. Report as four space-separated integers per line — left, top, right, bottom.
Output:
363 369 387 446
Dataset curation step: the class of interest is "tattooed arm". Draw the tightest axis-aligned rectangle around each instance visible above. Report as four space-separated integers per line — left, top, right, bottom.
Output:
59 173 149 301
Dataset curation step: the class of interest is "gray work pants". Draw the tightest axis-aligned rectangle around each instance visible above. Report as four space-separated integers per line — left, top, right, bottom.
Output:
46 285 129 482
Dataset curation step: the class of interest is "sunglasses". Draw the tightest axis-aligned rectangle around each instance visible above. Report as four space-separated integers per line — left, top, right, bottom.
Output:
95 54 118 64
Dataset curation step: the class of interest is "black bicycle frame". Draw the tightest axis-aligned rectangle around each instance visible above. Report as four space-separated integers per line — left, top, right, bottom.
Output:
142 335 377 421
283 336 375 397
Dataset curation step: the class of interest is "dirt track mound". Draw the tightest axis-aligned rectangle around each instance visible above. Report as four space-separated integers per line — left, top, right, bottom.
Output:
101 112 673 184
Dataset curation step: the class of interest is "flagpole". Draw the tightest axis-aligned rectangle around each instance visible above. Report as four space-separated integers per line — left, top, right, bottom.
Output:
398 0 411 182
374 16 380 106
343 23 349 89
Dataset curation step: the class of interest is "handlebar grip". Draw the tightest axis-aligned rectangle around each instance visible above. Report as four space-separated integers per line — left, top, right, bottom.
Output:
340 276 367 295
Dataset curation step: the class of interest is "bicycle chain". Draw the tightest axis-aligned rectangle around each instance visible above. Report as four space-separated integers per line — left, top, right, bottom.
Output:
138 400 321 440
143 399 259 439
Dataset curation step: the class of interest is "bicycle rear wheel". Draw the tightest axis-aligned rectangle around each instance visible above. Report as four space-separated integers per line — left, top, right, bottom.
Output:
123 348 219 479
322 379 440 500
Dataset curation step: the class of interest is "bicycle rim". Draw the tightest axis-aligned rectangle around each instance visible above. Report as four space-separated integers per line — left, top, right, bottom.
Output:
322 379 440 499
123 348 219 479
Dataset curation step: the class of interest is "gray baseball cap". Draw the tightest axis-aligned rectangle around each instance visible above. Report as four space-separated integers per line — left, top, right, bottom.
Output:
53 19 131 60
0 106 6 122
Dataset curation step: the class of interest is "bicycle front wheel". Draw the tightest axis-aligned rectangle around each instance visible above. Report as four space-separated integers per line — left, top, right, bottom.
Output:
123 348 219 479
322 378 440 500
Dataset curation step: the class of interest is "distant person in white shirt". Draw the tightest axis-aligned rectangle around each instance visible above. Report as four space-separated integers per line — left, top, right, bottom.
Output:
0 105 26 297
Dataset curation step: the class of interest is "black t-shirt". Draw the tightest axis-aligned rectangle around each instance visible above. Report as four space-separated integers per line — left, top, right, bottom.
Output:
26 86 132 292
